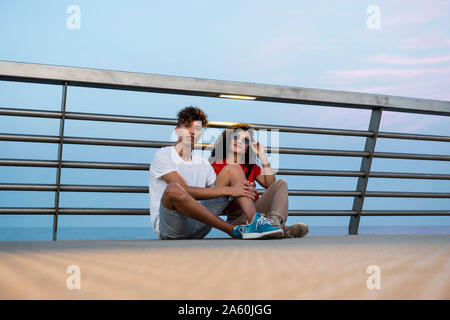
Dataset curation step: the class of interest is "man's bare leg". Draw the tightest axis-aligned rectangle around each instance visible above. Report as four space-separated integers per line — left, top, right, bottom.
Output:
161 182 235 236
214 164 257 223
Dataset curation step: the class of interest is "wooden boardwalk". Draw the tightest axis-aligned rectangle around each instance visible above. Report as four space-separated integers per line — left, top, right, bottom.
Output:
0 234 448 299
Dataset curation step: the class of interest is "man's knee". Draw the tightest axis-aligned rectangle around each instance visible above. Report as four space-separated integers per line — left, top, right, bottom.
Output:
163 182 187 203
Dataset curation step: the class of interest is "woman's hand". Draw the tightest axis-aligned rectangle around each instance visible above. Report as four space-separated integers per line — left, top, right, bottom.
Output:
251 141 271 166
250 141 266 159
229 180 258 200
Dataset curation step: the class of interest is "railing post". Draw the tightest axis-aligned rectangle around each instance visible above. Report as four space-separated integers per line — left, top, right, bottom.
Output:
348 107 383 235
52 82 68 241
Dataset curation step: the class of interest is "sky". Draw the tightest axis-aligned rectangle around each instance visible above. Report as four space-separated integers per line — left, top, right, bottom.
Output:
0 0 449 236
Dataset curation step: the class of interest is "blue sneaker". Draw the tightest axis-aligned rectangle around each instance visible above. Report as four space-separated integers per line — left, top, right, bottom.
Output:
243 213 283 239
232 225 247 239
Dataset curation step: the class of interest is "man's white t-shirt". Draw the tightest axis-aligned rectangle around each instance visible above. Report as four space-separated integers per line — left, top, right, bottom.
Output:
149 146 216 237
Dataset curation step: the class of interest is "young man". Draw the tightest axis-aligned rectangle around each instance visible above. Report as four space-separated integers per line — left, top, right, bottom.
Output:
149 106 283 240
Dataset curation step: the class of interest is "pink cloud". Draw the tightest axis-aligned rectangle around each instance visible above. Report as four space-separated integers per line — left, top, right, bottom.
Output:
328 66 450 80
351 84 450 101
350 85 410 94
274 103 449 137
398 35 450 50
382 0 450 28
365 54 450 65
379 111 450 134
322 71 450 101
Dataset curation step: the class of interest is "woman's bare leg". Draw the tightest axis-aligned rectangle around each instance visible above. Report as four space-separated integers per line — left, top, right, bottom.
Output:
214 164 257 223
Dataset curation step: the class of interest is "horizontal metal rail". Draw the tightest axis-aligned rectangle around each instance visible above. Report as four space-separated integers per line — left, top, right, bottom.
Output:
0 107 372 137
0 208 449 216
1 61 449 116
1 158 450 180
1 183 450 198
372 151 450 161
0 158 151 170
376 132 450 142
289 210 450 216
0 183 148 193
2 133 450 161
2 107 450 142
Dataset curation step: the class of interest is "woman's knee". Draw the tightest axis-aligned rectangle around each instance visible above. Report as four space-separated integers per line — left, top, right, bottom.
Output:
217 163 245 180
223 163 243 173
273 179 288 189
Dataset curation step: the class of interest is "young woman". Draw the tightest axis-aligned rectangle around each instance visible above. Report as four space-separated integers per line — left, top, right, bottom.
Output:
209 123 308 238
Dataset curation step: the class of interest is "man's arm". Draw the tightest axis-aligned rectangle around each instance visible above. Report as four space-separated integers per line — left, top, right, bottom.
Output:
161 171 255 200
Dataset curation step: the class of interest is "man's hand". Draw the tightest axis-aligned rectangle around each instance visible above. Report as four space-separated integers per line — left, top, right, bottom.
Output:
229 180 258 199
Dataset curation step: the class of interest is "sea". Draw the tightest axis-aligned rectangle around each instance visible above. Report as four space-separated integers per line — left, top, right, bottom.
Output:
0 225 449 241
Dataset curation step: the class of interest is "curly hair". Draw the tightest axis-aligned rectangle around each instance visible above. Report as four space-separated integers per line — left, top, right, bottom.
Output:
177 106 208 127
209 123 257 169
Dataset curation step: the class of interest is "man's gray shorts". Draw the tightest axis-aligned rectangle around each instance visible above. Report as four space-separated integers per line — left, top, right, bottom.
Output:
158 186 234 239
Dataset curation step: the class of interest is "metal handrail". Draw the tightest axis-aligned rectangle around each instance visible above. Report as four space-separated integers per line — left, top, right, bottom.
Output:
2 133 450 161
0 60 449 240
1 61 449 115
2 158 450 179
3 182 450 198
1 208 448 216
2 106 450 142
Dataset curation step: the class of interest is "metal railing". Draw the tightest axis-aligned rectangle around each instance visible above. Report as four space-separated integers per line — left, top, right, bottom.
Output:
0 60 449 240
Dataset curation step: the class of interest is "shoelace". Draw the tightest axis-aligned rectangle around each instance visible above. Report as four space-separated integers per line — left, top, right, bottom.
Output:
256 214 274 227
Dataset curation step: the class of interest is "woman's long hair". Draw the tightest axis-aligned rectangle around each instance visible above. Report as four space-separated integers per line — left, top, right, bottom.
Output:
209 123 257 177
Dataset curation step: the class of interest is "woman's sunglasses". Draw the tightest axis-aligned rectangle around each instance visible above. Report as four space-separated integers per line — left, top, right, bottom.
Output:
233 135 250 146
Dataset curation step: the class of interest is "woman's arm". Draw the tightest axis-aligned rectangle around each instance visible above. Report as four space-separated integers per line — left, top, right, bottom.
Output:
251 142 276 189
255 163 276 189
